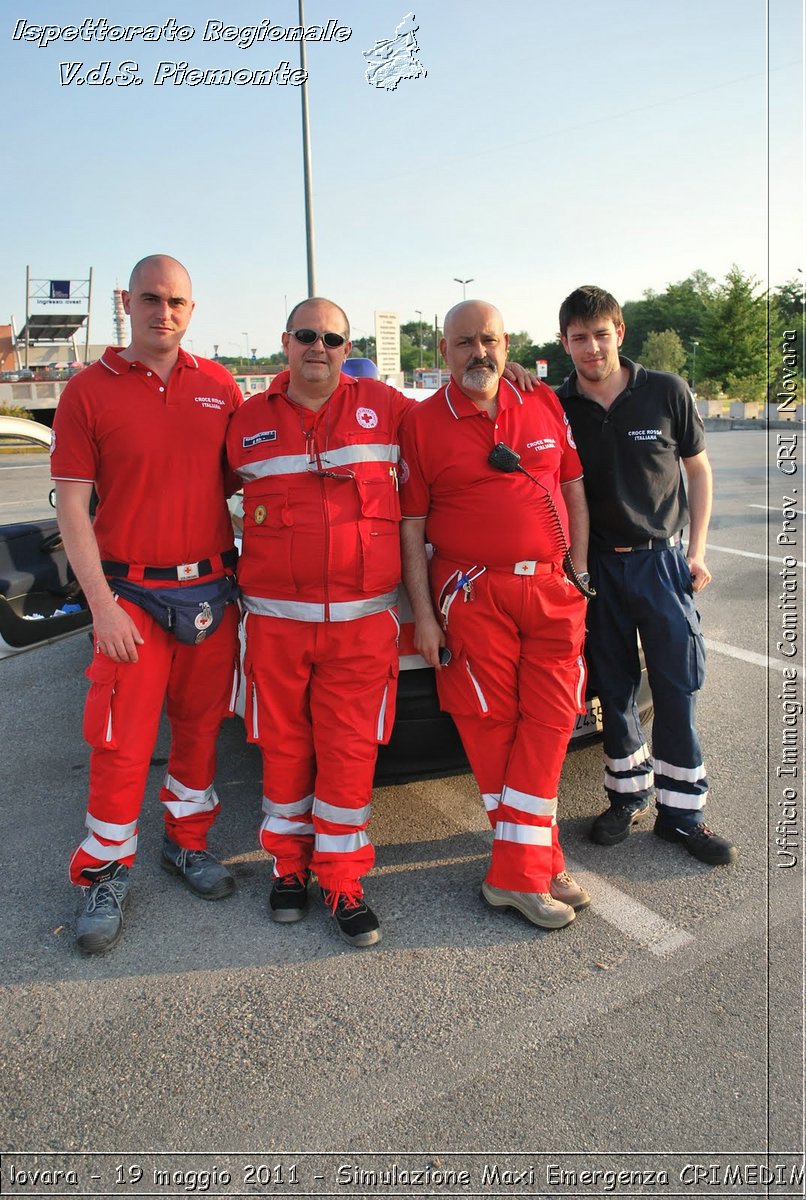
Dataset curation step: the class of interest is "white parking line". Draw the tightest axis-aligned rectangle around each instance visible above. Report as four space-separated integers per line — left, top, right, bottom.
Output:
396 780 696 958
0 499 51 510
564 858 695 957
706 541 804 567
748 504 806 516
704 638 780 670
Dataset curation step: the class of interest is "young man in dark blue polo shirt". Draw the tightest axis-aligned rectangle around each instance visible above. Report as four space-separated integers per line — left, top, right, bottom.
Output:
556 284 736 866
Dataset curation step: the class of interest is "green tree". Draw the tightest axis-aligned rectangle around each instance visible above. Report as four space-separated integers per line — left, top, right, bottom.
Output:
772 278 804 332
401 319 439 369
639 329 687 373
618 273 714 360
622 270 715 376
700 266 768 398
351 335 377 362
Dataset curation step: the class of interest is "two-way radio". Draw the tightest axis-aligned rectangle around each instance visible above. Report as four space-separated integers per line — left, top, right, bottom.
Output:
488 442 596 599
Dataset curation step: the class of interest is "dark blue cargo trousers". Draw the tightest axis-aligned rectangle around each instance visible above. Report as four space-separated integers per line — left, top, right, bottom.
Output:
585 543 708 830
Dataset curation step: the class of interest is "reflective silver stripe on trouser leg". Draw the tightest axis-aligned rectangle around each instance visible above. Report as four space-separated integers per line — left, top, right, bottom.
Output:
604 741 654 795
79 815 138 862
162 774 220 819
654 757 708 809
313 797 372 856
260 793 315 837
493 823 553 847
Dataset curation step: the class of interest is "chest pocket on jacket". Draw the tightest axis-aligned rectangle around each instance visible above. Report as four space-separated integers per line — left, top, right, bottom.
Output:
243 491 295 589
355 475 401 593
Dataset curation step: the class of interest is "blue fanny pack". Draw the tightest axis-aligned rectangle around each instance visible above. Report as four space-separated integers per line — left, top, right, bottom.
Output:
111 575 238 645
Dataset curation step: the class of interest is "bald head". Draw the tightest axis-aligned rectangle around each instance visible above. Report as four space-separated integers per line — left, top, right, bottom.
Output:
443 300 504 339
286 296 350 338
282 296 352 407
440 300 509 401
128 254 192 296
122 254 195 366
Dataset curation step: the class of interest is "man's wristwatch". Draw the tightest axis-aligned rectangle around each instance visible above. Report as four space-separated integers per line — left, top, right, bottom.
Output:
577 571 591 586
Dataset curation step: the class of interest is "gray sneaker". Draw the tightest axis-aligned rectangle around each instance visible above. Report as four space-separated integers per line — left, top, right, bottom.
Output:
481 881 575 929
76 863 130 954
161 837 235 900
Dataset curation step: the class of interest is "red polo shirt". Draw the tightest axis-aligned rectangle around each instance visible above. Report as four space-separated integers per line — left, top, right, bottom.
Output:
51 346 242 567
400 376 583 567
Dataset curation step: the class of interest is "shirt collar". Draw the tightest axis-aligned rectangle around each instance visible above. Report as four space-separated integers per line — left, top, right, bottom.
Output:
267 368 359 401
444 374 522 419
99 344 198 375
559 355 644 400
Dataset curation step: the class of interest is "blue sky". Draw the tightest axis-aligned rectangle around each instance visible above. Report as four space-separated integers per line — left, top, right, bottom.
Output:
1 0 802 358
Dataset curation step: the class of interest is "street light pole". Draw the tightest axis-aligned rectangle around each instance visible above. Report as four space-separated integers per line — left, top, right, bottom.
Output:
299 0 317 297
415 309 423 369
453 276 474 300
691 339 699 391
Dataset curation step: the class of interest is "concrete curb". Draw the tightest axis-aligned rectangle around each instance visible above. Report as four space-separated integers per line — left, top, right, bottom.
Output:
702 418 802 432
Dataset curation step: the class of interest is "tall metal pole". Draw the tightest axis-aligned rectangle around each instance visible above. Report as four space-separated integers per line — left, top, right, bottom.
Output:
24 265 30 369
415 309 423 368
84 266 93 364
299 0 317 297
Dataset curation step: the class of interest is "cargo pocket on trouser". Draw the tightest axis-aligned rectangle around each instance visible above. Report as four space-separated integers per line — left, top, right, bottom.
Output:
82 655 120 749
435 642 491 718
375 657 400 745
241 661 261 744
685 609 706 691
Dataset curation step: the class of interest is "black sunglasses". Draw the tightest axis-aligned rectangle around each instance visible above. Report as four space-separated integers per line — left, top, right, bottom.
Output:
288 328 347 349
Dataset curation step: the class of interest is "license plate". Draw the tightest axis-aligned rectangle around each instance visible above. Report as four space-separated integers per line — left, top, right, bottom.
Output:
573 698 603 736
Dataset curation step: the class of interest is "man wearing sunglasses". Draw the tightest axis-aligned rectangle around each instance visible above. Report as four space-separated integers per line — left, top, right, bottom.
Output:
227 297 413 947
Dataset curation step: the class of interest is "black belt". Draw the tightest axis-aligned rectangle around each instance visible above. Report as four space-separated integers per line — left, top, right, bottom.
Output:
607 536 681 554
102 547 238 582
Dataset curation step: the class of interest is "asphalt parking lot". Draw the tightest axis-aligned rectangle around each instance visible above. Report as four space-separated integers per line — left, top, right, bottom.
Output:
0 430 802 1195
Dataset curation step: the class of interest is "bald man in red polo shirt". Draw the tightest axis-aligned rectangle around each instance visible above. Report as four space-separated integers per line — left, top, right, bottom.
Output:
400 300 592 930
52 254 242 954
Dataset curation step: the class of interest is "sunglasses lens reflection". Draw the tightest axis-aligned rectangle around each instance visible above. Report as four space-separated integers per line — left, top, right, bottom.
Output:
291 329 346 348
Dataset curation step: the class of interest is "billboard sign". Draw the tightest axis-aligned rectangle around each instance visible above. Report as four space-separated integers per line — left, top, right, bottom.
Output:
374 310 400 377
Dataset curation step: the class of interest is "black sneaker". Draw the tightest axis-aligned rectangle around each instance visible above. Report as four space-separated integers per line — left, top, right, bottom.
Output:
590 798 651 845
323 889 381 948
161 837 235 899
76 862 130 954
654 819 737 865
269 871 310 923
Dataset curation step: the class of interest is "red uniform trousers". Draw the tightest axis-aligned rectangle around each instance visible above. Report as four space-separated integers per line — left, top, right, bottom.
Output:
431 557 586 893
242 608 399 898
69 598 239 885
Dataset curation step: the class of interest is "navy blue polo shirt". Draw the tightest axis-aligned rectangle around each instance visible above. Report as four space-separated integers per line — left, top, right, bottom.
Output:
556 357 706 550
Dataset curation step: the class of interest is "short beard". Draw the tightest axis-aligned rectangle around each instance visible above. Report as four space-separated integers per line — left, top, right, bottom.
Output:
462 365 497 392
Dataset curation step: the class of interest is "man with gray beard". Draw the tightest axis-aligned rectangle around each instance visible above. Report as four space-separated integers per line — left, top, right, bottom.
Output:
400 300 592 930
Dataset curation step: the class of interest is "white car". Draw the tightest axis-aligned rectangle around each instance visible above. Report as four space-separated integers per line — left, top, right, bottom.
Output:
0 417 92 659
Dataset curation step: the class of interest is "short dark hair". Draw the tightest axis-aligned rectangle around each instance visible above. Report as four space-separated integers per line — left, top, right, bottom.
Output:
286 297 350 337
559 286 624 337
